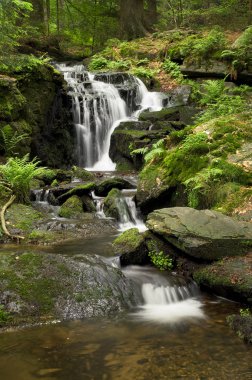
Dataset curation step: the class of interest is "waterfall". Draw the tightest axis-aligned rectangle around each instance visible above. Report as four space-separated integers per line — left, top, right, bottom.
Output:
117 195 147 232
57 64 127 171
122 265 205 323
57 63 171 171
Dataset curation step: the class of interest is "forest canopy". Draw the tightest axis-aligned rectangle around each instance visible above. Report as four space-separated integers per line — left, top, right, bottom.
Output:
0 0 252 56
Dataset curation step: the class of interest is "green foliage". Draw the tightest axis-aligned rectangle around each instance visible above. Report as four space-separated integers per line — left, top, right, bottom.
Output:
130 67 157 79
0 54 50 74
163 58 183 80
0 154 48 203
240 308 251 317
197 94 246 123
144 139 166 163
199 80 225 105
0 0 33 53
0 125 29 157
88 57 109 71
148 249 173 271
0 305 11 325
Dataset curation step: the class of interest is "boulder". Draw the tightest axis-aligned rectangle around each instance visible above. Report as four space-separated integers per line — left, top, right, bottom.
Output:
56 182 96 205
227 314 252 344
95 177 133 197
113 228 149 266
139 107 181 122
58 195 83 218
103 188 122 220
0 251 139 327
193 254 252 304
147 207 252 261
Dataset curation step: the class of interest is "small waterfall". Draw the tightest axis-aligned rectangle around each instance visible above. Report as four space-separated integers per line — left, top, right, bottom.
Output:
32 189 50 203
122 266 204 323
56 63 173 171
57 64 127 171
91 191 106 218
117 195 147 232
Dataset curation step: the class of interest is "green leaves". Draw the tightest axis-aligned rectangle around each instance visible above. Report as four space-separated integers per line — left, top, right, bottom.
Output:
0 154 47 203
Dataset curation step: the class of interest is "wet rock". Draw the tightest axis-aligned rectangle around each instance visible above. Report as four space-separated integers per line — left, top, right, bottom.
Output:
193 254 252 304
56 183 96 205
103 188 122 220
95 177 133 197
0 252 139 327
113 228 149 266
147 207 252 261
227 314 252 344
58 195 83 218
139 107 181 122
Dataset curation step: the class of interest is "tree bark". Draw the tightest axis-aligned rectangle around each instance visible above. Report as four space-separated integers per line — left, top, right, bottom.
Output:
120 0 147 39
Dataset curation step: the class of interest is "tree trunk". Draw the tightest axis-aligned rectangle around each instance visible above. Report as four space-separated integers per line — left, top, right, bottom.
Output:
145 0 158 29
120 0 146 39
43 0 50 35
30 0 44 30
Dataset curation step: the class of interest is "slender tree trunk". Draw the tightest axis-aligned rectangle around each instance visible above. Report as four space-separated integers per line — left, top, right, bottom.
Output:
146 0 158 27
43 0 50 36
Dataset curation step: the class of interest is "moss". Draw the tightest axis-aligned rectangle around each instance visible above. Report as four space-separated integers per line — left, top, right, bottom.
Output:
5 204 42 232
0 252 67 316
113 228 144 254
227 314 252 344
58 182 96 202
103 188 121 219
137 111 252 213
193 255 252 304
58 195 83 218
139 107 180 122
71 166 95 181
28 230 57 244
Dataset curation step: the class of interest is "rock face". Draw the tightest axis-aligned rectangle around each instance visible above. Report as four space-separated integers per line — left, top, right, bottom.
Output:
0 252 139 326
147 207 252 261
0 64 74 167
193 254 252 305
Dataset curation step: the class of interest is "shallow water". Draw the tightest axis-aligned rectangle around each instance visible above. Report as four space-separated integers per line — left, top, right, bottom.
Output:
1 237 251 380
0 296 251 380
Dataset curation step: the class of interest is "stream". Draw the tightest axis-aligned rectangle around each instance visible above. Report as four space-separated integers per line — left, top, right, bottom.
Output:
0 64 251 379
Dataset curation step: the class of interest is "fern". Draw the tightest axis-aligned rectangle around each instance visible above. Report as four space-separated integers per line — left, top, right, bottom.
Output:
130 146 149 156
0 126 29 156
0 154 47 203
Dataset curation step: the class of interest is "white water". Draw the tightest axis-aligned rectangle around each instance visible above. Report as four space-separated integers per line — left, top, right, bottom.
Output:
117 195 147 232
123 265 205 324
57 63 167 171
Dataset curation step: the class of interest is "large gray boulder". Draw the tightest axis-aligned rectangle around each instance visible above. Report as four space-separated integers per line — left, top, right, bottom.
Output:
0 252 139 327
147 207 252 261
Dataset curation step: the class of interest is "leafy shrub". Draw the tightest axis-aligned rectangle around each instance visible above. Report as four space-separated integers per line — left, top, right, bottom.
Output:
0 154 48 203
0 54 50 74
199 80 225 105
0 125 29 157
163 58 183 80
130 67 157 79
148 249 173 271
88 57 109 71
197 94 246 123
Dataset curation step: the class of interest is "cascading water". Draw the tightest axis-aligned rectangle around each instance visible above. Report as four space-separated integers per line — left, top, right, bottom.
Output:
121 265 205 323
57 63 168 171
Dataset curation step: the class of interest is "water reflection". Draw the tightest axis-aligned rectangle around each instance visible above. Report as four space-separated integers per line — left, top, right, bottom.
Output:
0 297 251 380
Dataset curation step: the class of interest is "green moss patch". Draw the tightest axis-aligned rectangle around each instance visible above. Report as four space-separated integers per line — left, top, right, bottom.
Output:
5 203 42 232
194 254 252 304
58 195 83 218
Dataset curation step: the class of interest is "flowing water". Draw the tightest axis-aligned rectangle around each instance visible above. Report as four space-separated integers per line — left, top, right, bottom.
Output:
0 65 251 379
0 237 251 380
57 64 165 171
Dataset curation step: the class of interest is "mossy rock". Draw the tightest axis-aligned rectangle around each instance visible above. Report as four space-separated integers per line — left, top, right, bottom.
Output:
227 314 252 344
0 75 26 121
139 107 181 122
113 228 149 266
58 195 83 218
103 188 122 220
95 178 133 197
137 112 252 214
193 254 252 304
71 166 95 181
57 182 96 204
147 207 252 261
0 251 139 327
5 203 42 234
